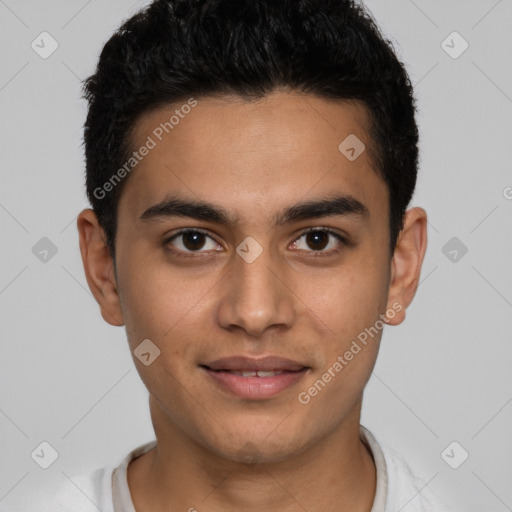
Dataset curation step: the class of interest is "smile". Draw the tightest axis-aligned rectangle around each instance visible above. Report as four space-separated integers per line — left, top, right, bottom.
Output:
223 370 285 377
201 365 309 399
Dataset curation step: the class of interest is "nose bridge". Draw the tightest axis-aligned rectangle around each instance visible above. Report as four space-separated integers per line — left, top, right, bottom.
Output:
217 237 295 336
237 251 278 301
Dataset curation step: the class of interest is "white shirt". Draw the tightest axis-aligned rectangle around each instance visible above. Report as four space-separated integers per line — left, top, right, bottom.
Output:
17 426 451 511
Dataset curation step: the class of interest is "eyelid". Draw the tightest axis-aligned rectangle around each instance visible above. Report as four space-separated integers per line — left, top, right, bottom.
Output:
167 227 212 239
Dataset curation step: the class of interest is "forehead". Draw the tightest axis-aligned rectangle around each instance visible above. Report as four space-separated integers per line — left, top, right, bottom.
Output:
119 92 387 227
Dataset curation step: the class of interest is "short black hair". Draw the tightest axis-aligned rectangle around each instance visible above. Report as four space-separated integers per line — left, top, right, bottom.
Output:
83 0 419 259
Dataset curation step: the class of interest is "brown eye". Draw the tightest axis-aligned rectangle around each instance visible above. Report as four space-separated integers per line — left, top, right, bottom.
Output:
305 231 330 251
165 229 221 254
292 228 346 254
182 231 206 251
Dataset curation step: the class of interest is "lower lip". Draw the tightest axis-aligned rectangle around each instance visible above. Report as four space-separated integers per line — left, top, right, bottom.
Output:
203 368 308 399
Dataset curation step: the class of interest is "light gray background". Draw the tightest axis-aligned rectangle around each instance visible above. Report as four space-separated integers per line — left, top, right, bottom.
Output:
1 1 511 511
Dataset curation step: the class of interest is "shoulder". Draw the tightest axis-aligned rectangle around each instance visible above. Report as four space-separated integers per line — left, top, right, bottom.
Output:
16 465 114 512
360 426 453 512
383 445 450 512
15 440 157 512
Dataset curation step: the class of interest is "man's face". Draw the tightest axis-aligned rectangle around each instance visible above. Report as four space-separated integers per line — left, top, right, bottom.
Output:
113 92 392 462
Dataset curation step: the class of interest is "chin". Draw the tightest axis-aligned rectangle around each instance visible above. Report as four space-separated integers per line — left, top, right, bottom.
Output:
204 423 313 465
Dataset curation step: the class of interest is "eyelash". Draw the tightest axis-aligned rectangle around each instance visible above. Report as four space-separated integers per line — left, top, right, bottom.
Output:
163 227 347 259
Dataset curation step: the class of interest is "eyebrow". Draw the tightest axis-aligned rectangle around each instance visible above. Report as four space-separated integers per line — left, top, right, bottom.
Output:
140 194 369 227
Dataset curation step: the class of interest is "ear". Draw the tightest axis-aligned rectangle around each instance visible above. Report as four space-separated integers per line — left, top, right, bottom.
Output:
77 208 124 326
385 207 428 326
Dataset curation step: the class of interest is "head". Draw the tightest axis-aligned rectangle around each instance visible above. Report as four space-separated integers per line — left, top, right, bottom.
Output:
78 0 427 463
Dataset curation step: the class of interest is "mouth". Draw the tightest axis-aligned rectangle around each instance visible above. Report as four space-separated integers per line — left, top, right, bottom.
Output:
210 369 291 377
200 356 310 399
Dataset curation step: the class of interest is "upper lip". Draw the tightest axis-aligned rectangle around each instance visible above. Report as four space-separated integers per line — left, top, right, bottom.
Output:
203 356 308 372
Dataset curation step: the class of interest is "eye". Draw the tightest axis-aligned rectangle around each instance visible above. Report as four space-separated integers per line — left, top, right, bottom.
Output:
164 227 347 258
164 229 222 254
291 228 346 254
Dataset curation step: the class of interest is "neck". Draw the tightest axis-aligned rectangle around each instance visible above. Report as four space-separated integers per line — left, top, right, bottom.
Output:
128 399 376 512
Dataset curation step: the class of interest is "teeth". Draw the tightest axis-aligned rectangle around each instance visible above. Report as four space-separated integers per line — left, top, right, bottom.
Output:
256 370 283 377
228 370 284 377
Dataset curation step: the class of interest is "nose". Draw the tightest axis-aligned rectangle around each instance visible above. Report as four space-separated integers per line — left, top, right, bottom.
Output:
216 244 296 337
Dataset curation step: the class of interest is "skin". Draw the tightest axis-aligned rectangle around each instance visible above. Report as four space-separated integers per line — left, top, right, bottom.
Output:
77 91 427 512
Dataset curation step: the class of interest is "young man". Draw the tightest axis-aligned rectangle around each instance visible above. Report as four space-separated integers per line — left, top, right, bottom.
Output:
23 0 450 510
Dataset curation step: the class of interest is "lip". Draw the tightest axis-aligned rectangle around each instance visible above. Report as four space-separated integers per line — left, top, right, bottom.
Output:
204 355 307 372
201 356 310 400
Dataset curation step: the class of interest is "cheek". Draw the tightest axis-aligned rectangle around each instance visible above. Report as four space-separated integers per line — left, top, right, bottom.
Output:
297 257 389 344
116 257 213 405
295 269 386 419
116 247 215 350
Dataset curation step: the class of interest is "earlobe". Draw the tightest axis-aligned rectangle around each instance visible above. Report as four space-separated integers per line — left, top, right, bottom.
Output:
385 207 428 326
77 208 124 327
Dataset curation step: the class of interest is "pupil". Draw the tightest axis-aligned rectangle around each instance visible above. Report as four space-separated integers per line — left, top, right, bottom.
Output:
307 231 328 250
183 232 205 251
